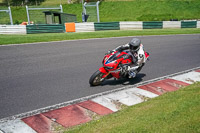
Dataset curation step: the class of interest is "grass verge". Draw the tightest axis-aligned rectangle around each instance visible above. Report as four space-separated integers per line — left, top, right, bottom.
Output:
3 0 200 23
0 28 200 45
65 82 200 133
100 0 200 22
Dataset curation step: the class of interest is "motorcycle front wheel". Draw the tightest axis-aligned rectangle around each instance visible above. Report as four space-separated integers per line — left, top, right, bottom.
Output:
89 70 104 86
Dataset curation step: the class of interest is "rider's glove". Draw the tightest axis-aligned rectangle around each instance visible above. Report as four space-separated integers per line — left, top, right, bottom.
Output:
106 50 114 55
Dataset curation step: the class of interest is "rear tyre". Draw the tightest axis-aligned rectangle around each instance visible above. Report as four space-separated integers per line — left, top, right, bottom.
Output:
89 70 104 86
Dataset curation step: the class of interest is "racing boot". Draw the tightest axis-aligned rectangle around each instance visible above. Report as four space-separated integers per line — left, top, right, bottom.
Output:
128 70 137 78
127 65 139 78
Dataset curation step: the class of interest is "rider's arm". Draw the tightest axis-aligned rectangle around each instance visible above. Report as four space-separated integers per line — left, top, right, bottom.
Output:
113 43 129 52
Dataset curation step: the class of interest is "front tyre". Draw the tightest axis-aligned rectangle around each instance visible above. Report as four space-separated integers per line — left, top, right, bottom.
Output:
89 70 104 86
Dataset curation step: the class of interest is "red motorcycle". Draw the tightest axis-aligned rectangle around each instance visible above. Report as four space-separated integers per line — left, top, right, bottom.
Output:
89 50 149 86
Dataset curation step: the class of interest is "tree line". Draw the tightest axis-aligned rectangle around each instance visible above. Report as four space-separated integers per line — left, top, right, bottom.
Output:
1 0 102 6
2 0 44 6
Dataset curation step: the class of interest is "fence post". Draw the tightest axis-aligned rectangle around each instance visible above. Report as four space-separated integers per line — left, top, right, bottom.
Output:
83 2 87 14
96 1 100 22
26 5 30 24
60 5 63 13
8 6 13 25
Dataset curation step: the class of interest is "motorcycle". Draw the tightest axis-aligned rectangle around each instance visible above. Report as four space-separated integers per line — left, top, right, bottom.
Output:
89 50 149 86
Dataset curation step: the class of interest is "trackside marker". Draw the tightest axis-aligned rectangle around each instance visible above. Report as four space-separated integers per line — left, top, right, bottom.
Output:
138 79 190 95
78 100 113 115
22 114 52 133
42 105 92 128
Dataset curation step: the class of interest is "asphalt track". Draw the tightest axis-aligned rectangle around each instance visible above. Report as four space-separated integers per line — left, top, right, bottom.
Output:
0 34 200 119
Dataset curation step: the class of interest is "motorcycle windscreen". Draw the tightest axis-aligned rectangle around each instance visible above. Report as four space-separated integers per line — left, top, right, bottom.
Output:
105 52 120 64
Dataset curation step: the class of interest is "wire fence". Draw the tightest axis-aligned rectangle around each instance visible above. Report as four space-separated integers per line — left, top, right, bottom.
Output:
84 1 100 22
26 5 63 24
85 5 97 22
0 7 13 25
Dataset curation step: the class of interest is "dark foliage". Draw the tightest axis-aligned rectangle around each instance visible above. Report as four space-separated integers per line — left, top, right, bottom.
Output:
2 0 45 6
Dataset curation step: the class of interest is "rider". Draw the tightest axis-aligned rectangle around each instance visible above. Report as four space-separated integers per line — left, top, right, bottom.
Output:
108 38 147 78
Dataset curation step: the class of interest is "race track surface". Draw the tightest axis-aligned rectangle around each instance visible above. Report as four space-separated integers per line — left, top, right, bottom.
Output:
0 34 200 119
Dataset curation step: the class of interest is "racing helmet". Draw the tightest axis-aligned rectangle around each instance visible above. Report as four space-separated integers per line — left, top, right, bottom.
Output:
129 38 141 52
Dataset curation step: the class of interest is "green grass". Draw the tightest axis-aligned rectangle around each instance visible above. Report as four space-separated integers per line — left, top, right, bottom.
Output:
99 0 200 22
1 0 199 24
11 7 27 24
65 82 200 133
0 28 200 45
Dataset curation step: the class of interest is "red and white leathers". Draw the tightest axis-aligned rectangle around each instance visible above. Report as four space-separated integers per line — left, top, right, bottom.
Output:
113 43 146 66
137 44 146 66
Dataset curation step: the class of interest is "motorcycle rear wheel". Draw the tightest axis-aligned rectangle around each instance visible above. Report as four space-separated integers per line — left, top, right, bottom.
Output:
89 70 104 86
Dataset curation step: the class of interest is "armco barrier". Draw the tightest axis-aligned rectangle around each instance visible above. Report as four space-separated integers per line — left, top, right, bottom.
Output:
181 21 197 28
75 22 94 32
0 25 26 34
143 21 163 29
1 21 199 34
94 22 120 31
197 21 200 28
163 21 181 29
26 24 65 34
120 21 142 30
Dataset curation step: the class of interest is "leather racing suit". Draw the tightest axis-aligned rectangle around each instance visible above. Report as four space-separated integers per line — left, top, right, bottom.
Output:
112 43 147 78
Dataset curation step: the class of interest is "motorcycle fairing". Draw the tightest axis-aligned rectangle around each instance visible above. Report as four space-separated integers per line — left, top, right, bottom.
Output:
102 51 133 79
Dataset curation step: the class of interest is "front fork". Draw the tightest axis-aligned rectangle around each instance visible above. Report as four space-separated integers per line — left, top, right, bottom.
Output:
99 67 110 81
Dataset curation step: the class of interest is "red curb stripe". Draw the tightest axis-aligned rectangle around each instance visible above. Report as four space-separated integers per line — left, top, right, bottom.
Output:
42 105 92 128
195 69 200 72
22 114 52 133
138 79 190 95
78 100 113 115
